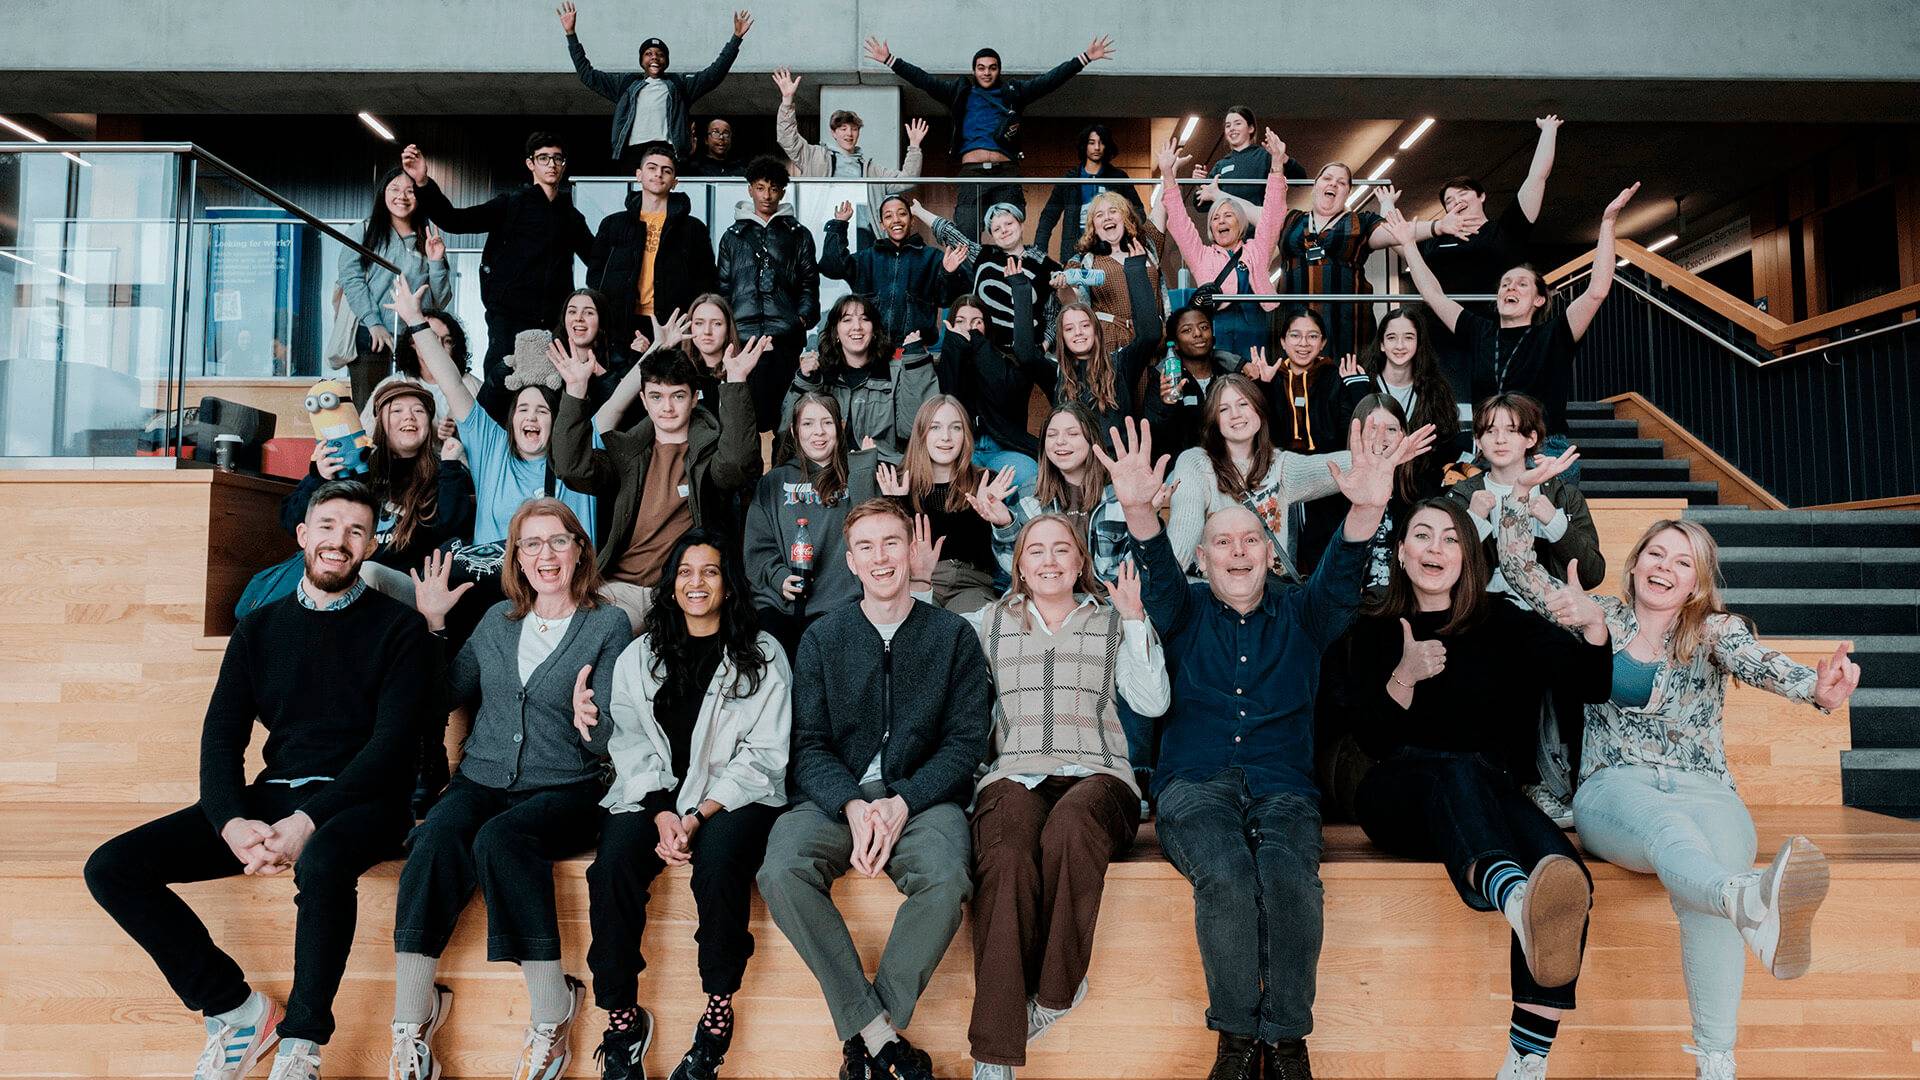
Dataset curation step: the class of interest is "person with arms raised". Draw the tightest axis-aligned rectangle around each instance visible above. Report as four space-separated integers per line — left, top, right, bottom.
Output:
756 499 994 1080
1093 411 1433 1080
86 481 432 1080
774 66 927 238
819 194 971 348
1157 131 1289 359
559 1 753 169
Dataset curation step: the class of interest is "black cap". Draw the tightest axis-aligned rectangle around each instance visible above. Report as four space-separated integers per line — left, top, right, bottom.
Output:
638 37 670 67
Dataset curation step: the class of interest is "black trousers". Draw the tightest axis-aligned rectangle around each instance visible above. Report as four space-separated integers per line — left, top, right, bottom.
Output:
1354 751 1588 1009
587 800 781 1007
954 161 1026 243
393 775 604 963
83 783 409 1044
737 324 806 432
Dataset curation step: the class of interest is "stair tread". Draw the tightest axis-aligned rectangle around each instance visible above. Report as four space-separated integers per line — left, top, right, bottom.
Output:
1717 547 1920 562
1842 747 1920 765
1723 588 1920 602
1685 508 1920 524
1850 688 1920 704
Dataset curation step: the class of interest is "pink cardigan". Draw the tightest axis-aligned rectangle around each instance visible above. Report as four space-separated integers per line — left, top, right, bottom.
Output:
1163 168 1288 310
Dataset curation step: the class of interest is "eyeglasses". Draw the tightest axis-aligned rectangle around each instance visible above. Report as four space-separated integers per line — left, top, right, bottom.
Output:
531 153 567 166
516 534 577 555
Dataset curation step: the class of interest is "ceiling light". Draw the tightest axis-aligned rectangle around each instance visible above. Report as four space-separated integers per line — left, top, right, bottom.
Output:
1178 115 1199 144
0 115 47 142
358 111 396 142
1398 118 1435 150
0 250 32 266
49 267 85 285
1647 233 1680 253
1368 157 1395 179
61 153 90 168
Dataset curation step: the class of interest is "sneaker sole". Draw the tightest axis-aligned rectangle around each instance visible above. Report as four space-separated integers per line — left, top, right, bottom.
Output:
536 977 589 1080
422 984 454 1080
1523 854 1590 988
1768 836 1830 980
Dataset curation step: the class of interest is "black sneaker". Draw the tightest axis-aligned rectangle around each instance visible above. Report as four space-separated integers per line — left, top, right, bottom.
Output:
1206 1032 1261 1080
668 1025 730 1080
870 1037 934 1080
1263 1038 1314 1080
593 1010 654 1080
839 1037 870 1080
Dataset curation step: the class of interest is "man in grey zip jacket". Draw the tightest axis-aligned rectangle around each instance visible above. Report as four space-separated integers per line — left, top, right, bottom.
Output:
560 2 752 167
758 498 993 1080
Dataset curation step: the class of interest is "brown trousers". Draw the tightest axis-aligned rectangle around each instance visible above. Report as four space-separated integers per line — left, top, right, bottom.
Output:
968 774 1139 1066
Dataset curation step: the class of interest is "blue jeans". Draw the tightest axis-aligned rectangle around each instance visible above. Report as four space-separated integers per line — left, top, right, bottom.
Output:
1153 769 1323 1041
1572 765 1756 1052
973 433 1040 493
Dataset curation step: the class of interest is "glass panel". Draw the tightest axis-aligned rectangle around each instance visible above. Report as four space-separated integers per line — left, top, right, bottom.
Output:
0 150 185 459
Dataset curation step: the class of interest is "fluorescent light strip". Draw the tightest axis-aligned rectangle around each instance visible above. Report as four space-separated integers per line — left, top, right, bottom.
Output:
1647 234 1680 252
49 267 85 285
1178 115 1199 144
358 111 396 142
62 153 90 168
0 115 47 142
0 250 33 266
1368 156 1395 179
1398 118 1435 150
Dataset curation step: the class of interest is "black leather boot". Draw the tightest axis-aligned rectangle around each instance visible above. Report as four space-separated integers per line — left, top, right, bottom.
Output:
1206 1032 1262 1080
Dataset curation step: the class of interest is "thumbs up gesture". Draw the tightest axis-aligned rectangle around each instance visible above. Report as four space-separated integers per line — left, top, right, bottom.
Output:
1543 559 1609 644
1394 618 1448 684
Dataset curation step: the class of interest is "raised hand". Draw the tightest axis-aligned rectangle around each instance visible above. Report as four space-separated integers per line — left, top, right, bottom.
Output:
772 66 801 100
1004 256 1023 280
909 512 946 585
834 200 853 222
722 335 771 383
1469 488 1496 520
900 330 922 350
1542 559 1607 642
1262 128 1287 170
571 664 599 742
556 1 577 34
942 313 971 340
875 461 908 497
1108 558 1146 621
1528 492 1557 524
1602 181 1641 223
732 9 754 37
1379 207 1419 251
1338 352 1363 379
1090 417 1170 512
1157 135 1181 180
400 143 429 185
1376 184 1400 213
650 308 690 354
1328 416 1435 511
1514 443 1579 496
384 274 429 326
797 349 820 377
424 224 446 262
862 36 891 65
962 466 1017 527
440 434 463 462
408 548 475 631
630 328 652 356
1536 114 1563 133
1190 165 1209 180
1244 345 1275 382
1049 272 1067 291
548 338 596 396
1084 34 1117 63
1812 642 1862 710
1200 179 1226 206
942 242 969 274
905 117 929 148
1150 477 1180 512
1395 618 1447 683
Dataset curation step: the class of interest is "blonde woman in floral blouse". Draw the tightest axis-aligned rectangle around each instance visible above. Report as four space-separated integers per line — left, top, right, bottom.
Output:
1495 448 1862 1080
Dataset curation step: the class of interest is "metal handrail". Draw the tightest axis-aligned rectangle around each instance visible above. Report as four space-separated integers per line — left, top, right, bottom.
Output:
1212 292 1497 304
572 174 1393 188
1 141 399 274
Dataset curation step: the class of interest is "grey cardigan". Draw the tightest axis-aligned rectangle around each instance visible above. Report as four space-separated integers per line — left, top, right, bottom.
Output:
447 600 631 792
336 224 455 332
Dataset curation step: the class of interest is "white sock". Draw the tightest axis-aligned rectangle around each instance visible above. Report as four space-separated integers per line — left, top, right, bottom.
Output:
523 960 571 1026
277 1038 318 1059
859 1012 898 1055
212 990 265 1028
393 952 439 1025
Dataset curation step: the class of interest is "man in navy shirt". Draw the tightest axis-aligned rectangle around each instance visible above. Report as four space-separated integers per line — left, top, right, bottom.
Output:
1093 414 1432 1080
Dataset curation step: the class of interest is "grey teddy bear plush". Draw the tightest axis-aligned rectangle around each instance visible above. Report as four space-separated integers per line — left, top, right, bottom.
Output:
503 328 561 391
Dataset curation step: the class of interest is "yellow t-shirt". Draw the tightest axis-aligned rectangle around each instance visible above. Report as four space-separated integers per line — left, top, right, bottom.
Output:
635 210 667 317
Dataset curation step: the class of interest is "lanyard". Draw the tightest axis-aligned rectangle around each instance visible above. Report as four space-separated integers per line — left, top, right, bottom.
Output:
1492 325 1534 392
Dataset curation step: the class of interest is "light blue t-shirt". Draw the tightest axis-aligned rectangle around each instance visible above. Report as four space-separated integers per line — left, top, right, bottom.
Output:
456 407 598 544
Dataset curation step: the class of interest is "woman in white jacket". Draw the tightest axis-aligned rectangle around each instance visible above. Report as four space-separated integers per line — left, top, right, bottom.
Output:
573 529 792 1080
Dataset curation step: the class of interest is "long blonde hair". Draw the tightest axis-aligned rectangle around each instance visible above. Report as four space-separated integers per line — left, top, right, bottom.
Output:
1621 518 1752 664
903 395 981 513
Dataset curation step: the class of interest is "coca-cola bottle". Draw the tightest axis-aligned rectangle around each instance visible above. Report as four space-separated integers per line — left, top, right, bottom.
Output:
788 517 816 603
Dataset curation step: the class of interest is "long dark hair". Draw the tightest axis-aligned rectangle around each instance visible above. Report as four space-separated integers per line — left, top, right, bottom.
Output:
785 391 850 505
553 288 612 362
1201 373 1275 498
818 293 894 376
1361 497 1491 636
643 529 769 700
1350 392 1430 503
1363 305 1460 447
1053 302 1118 413
359 166 426 270
366 388 443 555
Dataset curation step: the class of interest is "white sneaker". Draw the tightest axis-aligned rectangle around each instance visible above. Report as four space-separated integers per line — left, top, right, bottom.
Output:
1730 836 1829 979
389 984 453 1080
972 1061 1015 1080
511 975 586 1080
1684 1044 1737 1079
1025 978 1089 1043
1524 784 1575 829
195 992 282 1080
1495 1047 1549 1079
268 1041 322 1080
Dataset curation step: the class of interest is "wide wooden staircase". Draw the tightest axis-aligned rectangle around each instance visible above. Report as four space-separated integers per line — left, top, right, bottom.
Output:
2 452 1918 1078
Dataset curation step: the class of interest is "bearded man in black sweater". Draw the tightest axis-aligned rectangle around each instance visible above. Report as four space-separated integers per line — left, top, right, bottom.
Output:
84 480 433 1080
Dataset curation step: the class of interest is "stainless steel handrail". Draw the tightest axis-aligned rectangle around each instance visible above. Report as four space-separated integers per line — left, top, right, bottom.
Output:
1212 293 1498 303
1 141 399 274
572 174 1392 187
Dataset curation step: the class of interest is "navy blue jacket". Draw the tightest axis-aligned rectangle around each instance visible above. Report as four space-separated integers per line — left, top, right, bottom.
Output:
819 221 966 345
885 53 1087 160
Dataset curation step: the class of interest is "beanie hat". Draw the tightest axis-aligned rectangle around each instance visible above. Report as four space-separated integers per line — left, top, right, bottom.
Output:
638 37 670 68
504 329 563 392
984 201 1025 230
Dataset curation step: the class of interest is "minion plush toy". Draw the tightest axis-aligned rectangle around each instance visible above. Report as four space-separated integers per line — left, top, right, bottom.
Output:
304 378 372 476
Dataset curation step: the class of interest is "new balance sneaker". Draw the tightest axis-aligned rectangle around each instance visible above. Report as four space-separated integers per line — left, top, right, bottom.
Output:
870 1036 935 1080
1515 854 1590 988
1024 978 1089 1043
268 1040 322 1080
1684 1044 1737 1079
388 984 453 1080
669 1022 729 1080
1524 784 1575 829
595 1008 654 1080
511 975 587 1080
1495 1046 1548 1079
971 1061 1015 1080
1730 836 1829 980
195 992 282 1080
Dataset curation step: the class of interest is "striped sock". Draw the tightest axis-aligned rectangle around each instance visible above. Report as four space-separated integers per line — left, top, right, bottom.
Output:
1477 859 1529 912
1509 1007 1559 1058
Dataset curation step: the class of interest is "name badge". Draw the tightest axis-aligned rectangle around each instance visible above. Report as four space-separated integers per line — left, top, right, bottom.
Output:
677 484 690 498
1304 244 1327 264
1293 396 1308 408
1181 395 1200 407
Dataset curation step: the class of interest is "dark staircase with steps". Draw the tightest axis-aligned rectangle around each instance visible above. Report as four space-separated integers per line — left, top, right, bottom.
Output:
1563 400 1920 819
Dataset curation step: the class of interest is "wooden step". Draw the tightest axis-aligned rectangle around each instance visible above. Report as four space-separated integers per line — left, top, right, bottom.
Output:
5 804 1918 1080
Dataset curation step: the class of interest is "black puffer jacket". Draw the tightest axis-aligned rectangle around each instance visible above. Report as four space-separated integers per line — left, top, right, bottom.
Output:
587 189 715 360
818 220 963 345
715 202 819 337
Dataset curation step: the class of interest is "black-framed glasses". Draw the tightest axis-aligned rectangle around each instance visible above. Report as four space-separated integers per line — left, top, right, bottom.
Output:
532 153 567 166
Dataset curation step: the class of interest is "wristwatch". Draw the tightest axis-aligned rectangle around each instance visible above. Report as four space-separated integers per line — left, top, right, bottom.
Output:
405 320 432 336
